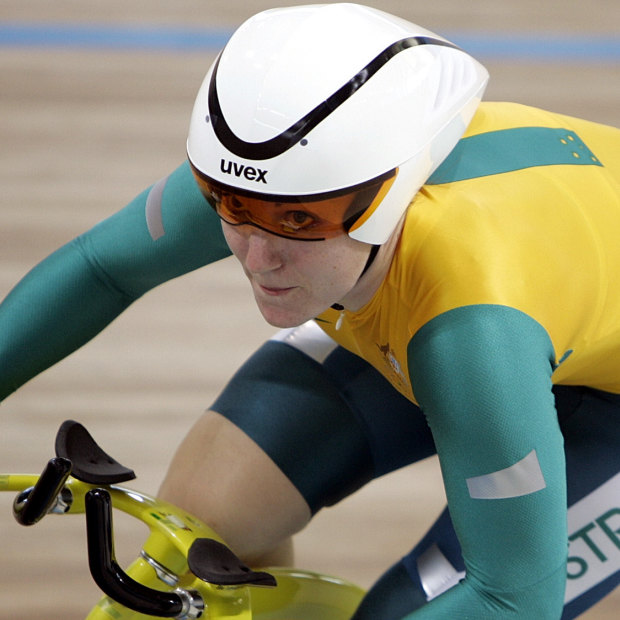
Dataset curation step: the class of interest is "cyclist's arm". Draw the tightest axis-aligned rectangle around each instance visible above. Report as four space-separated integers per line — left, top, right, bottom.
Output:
405 305 567 619
0 161 231 401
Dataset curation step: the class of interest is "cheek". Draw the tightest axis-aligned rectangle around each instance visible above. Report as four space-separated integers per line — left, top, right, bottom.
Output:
221 222 246 258
305 239 370 287
334 238 371 272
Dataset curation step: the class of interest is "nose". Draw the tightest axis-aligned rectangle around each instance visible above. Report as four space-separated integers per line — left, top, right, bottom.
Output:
242 226 283 274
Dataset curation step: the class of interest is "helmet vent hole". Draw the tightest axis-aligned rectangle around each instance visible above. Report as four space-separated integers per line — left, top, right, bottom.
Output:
300 139 308 147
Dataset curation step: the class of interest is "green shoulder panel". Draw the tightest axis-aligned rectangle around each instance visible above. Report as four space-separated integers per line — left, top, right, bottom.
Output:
428 127 603 185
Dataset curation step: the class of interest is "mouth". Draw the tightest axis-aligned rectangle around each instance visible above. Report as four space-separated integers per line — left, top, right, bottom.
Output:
258 284 297 297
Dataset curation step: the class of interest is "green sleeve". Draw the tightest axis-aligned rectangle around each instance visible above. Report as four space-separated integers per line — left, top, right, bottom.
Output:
404 305 567 618
0 161 231 401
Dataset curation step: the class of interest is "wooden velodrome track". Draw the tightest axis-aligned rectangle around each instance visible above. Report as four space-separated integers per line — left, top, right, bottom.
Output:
1 1 618 617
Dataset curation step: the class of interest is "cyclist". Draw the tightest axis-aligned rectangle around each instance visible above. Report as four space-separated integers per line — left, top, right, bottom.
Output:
1 4 619 618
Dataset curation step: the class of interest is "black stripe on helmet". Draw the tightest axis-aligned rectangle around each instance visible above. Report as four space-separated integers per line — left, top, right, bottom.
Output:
207 36 459 161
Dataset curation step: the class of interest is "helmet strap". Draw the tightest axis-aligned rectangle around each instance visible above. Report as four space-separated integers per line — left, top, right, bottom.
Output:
361 243 381 277
330 244 380 312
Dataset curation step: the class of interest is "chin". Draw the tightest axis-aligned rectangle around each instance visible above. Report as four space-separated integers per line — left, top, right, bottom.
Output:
262 313 307 329
256 304 310 329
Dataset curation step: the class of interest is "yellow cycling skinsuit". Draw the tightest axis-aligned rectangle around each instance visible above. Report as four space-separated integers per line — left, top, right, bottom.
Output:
312 102 620 617
317 102 620 399
1 102 619 618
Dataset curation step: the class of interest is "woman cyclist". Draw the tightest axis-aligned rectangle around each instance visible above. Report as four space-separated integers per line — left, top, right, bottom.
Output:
1 4 619 618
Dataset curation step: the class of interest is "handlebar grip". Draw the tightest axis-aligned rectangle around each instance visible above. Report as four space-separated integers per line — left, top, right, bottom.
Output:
13 457 72 526
85 489 203 619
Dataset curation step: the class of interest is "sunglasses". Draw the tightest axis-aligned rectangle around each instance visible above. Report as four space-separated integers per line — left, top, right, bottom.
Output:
191 163 397 241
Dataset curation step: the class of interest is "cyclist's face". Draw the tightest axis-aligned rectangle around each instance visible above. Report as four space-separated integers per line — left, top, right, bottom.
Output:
222 221 372 327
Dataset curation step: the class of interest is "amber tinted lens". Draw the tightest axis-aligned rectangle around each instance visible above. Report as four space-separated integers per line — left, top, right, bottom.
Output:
191 166 396 240
214 191 359 240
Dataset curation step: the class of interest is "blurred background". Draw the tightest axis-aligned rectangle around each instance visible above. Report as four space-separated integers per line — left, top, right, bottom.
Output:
1 1 618 618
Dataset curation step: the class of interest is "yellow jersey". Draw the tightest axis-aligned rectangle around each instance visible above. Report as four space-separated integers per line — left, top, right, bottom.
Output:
317 102 620 401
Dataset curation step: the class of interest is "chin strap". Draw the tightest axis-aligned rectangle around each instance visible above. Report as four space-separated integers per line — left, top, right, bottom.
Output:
361 243 381 277
331 243 380 312
330 244 380 326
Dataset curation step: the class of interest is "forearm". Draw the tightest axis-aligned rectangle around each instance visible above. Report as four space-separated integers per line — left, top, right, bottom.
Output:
0 239 135 400
0 161 231 401
402 565 567 619
406 305 568 618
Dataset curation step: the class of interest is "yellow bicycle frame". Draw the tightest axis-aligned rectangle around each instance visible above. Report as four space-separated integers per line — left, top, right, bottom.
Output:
1 473 364 619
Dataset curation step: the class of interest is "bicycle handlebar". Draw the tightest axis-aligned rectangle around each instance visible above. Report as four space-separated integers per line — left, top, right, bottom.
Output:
85 489 204 619
5 420 279 620
13 457 72 525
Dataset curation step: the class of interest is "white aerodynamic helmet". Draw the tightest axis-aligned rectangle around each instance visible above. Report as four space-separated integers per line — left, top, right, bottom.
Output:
187 3 489 244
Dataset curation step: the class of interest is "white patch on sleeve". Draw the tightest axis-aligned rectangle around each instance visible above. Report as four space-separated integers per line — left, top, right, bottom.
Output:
466 449 546 500
145 176 168 240
417 544 466 601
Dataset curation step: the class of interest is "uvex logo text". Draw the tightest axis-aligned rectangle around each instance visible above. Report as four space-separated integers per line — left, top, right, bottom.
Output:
220 159 268 183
